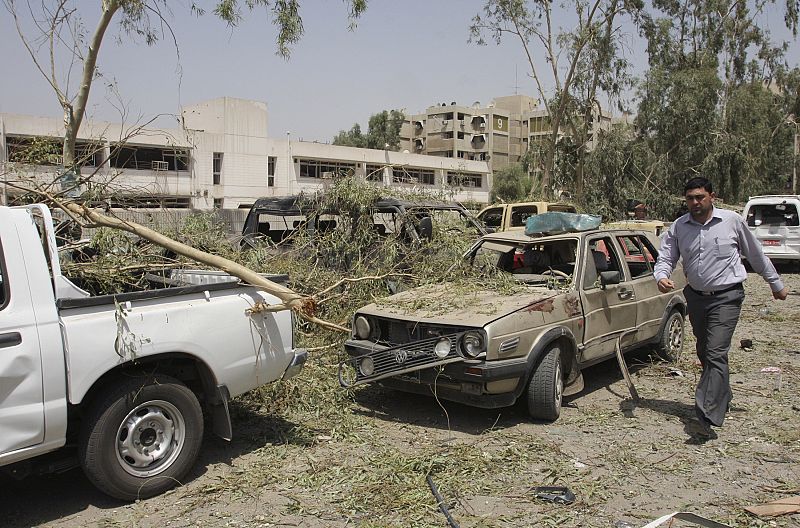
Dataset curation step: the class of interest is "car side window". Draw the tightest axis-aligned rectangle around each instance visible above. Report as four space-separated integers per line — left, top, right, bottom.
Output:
616 235 654 279
583 236 623 289
479 207 504 229
509 205 538 227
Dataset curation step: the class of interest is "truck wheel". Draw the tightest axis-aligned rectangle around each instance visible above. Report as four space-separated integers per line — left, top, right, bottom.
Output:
655 310 684 363
526 346 563 421
79 375 203 500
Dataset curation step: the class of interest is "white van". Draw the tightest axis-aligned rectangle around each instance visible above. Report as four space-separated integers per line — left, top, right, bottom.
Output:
742 195 800 262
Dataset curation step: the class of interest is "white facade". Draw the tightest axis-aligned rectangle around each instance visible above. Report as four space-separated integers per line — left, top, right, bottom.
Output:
1 97 492 209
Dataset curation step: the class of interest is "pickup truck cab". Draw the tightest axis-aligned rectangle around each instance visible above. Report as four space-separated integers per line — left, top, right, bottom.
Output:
0 205 306 500
340 228 686 421
476 202 577 232
742 195 800 262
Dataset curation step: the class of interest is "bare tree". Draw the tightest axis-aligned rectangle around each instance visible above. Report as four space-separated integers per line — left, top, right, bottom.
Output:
470 0 635 199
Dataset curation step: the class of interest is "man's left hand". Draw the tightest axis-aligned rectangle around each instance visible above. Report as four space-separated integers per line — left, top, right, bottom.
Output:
773 287 789 300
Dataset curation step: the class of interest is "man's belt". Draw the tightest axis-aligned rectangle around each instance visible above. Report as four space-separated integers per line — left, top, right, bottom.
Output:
688 283 743 296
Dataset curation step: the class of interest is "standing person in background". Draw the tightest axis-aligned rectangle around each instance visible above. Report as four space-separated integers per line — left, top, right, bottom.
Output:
654 177 788 439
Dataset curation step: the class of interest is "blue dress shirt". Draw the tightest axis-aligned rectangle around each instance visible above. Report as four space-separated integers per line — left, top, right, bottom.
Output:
654 207 784 293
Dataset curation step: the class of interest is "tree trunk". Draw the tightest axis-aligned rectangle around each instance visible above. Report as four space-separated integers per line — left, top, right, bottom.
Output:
58 201 349 333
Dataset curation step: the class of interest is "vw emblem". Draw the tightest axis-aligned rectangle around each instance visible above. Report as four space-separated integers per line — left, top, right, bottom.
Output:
394 349 408 365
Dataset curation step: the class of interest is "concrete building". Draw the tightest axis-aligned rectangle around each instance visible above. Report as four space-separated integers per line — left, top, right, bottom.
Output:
401 94 614 172
1 97 492 209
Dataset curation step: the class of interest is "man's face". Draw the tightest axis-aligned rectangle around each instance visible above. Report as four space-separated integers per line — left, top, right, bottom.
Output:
684 187 715 219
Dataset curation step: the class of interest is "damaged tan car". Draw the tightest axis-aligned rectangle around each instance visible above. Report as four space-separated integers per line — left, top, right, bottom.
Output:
339 228 687 421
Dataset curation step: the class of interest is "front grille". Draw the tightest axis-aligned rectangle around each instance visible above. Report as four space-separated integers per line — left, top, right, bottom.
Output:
341 333 464 387
371 317 471 346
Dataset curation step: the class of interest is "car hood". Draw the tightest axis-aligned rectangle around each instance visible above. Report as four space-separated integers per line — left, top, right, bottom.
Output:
358 283 561 327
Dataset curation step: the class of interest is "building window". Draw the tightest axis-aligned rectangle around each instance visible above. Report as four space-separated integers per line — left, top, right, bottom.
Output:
365 164 385 182
213 198 223 209
447 172 482 188
297 158 356 179
108 144 189 171
212 152 223 185
392 167 435 185
268 156 276 187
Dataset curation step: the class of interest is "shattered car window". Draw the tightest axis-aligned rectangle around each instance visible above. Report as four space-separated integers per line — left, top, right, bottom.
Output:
471 238 578 287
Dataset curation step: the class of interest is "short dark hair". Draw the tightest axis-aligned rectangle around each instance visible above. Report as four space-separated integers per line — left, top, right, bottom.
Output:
684 177 713 195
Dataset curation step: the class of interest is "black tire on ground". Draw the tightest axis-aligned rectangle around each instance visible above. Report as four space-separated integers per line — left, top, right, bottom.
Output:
79 374 204 501
655 310 685 363
526 346 563 421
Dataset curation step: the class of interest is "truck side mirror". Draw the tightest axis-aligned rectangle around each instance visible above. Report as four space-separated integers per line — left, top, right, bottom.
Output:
599 270 621 289
418 216 433 240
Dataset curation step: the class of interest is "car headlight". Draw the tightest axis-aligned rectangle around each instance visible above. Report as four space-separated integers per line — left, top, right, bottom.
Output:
354 315 371 339
359 356 375 376
459 331 486 358
433 337 451 358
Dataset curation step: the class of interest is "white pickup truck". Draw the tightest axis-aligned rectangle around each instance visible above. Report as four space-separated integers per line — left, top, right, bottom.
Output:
0 204 306 500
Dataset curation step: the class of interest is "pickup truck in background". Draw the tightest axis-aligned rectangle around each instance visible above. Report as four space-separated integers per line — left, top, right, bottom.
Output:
0 204 306 500
476 201 578 233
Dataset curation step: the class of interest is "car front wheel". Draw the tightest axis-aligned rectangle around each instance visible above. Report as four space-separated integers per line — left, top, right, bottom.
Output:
526 346 563 421
79 374 204 501
656 310 685 363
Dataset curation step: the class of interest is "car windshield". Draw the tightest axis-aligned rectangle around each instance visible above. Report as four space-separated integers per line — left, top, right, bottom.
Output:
471 238 578 286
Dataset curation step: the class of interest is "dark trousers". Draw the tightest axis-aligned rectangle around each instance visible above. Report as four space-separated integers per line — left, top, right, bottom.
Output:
684 284 745 427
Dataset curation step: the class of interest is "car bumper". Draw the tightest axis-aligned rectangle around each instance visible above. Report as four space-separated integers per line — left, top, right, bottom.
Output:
282 348 308 380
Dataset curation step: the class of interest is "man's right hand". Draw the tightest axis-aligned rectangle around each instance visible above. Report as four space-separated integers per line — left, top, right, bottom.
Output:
657 278 675 293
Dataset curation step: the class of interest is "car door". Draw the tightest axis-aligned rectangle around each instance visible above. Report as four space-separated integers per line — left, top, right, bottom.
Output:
616 233 664 343
579 235 638 363
0 227 46 455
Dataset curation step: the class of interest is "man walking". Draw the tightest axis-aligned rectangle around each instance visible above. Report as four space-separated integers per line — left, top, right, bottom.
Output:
654 177 788 438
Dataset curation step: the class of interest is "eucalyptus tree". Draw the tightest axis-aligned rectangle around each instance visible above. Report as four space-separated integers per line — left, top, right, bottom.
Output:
4 0 367 188
470 0 641 199
635 0 799 200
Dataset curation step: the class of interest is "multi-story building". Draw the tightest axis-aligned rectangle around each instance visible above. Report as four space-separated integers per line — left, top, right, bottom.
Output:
1 97 492 210
399 95 538 172
401 94 614 173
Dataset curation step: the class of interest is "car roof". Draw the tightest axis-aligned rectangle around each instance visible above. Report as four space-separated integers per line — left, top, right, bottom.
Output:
249 194 466 214
481 228 651 244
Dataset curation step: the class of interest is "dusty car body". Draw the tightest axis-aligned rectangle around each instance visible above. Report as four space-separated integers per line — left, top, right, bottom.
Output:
340 228 687 421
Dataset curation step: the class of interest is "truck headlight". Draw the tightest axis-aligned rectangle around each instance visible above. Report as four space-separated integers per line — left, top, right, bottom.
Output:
459 331 486 358
354 315 371 339
359 356 375 377
433 338 451 358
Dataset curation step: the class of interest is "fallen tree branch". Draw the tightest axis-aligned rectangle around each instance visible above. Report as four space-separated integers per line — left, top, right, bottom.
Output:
39 194 350 333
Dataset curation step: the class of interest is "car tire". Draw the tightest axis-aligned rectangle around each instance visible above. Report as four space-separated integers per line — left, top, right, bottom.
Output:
79 374 204 501
655 310 684 363
526 346 563 421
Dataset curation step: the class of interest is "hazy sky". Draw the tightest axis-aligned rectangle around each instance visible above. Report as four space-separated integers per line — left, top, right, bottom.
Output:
1 1 796 143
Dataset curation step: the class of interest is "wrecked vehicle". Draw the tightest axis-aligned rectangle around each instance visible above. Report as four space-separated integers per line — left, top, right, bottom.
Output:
0 205 306 500
476 201 578 232
241 195 487 246
340 227 686 421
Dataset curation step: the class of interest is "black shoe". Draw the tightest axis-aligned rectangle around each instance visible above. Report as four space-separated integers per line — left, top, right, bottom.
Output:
690 419 717 440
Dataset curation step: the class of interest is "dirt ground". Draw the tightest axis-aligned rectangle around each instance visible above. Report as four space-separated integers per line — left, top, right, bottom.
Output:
2 269 799 528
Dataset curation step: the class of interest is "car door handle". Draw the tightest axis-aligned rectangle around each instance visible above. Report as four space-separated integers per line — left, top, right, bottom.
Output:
0 332 22 348
618 288 634 300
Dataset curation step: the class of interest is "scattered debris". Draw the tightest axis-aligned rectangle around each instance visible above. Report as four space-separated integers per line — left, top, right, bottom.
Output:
573 459 587 469
739 339 753 349
426 475 460 528
640 511 732 527
533 486 576 504
667 368 685 377
614 522 635 528
760 366 783 390
615 330 640 402
744 495 800 517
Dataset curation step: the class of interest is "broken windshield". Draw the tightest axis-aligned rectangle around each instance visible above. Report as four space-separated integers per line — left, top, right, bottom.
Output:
471 238 578 287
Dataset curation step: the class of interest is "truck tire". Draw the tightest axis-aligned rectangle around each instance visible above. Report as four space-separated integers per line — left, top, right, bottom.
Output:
79 374 204 500
526 346 563 421
655 310 684 363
